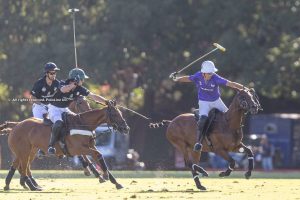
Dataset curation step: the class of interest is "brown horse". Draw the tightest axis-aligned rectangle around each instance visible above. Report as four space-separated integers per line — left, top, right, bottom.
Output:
2 97 99 190
1 101 130 191
151 88 261 190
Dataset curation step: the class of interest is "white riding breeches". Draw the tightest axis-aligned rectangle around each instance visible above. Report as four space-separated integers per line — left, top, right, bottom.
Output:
32 103 48 119
198 98 228 116
48 104 74 123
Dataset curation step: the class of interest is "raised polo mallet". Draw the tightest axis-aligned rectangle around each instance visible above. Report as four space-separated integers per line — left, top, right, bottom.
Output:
68 8 80 68
169 43 226 79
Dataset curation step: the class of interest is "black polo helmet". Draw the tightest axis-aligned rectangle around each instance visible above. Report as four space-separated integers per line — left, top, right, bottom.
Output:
44 62 60 72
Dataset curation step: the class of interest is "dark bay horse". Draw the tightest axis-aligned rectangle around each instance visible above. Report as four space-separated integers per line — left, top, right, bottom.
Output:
151 88 261 190
1 101 130 191
1 97 98 190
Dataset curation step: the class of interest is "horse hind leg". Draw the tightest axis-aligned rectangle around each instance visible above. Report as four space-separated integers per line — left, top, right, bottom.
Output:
187 150 207 191
27 148 43 189
215 149 236 177
3 158 19 191
170 137 207 191
18 149 40 191
190 151 208 177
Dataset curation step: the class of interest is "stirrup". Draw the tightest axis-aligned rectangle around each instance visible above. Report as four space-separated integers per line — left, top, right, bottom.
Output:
193 143 202 152
36 149 45 159
48 146 56 155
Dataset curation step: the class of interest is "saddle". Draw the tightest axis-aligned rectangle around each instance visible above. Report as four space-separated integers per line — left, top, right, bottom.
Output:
43 112 93 157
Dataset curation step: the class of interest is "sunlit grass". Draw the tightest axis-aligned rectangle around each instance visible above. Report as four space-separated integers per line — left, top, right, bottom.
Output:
0 170 299 200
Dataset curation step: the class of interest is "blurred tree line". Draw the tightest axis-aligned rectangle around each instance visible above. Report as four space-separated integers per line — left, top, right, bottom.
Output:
0 1 300 128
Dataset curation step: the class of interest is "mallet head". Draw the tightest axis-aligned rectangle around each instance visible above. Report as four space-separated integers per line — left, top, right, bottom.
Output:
68 8 80 13
213 43 226 52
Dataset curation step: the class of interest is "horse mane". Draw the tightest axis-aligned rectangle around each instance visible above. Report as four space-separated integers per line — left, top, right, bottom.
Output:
226 90 243 112
78 107 107 116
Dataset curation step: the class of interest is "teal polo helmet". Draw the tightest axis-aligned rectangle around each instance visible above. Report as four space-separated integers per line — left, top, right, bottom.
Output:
68 68 89 81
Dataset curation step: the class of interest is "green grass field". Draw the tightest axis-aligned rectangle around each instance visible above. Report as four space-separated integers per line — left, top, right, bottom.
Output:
0 170 300 200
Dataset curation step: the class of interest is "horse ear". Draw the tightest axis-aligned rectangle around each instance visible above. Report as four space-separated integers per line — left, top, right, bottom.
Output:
249 88 255 93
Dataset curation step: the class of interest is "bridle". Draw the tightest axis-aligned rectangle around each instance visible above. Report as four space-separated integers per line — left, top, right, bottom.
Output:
106 102 128 134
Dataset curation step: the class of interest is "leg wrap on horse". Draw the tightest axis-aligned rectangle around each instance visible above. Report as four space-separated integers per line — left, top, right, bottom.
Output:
24 176 38 191
192 171 206 190
192 164 208 177
108 171 117 184
248 157 254 171
97 154 108 172
29 176 39 187
89 163 100 177
78 156 89 168
197 115 208 142
192 171 202 188
5 166 16 186
245 147 254 171
20 176 26 186
228 159 236 171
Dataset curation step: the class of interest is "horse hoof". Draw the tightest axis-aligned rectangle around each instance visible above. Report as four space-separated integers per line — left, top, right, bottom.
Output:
245 171 251 179
219 172 226 177
99 176 106 183
83 168 91 176
22 185 29 190
34 187 42 191
116 184 123 190
198 185 207 191
3 185 9 191
202 171 209 177
84 171 91 176
36 185 43 190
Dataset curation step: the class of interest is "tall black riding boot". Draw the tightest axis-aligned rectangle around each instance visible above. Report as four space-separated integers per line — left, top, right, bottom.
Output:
48 120 63 155
193 115 208 152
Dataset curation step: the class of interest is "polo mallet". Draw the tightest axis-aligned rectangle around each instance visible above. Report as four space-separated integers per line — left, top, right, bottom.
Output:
169 43 226 79
68 8 80 68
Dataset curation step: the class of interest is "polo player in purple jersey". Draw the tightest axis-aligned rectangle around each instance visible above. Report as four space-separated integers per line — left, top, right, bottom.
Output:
173 60 247 152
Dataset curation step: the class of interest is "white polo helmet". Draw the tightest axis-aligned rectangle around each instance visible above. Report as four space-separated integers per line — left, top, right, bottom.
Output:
201 61 218 73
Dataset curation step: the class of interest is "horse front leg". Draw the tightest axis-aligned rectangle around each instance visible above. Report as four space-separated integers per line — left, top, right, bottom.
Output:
214 149 236 177
84 147 123 189
78 155 106 183
236 143 254 179
78 155 92 176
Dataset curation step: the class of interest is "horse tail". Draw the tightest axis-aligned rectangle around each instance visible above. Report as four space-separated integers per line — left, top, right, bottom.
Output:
149 120 172 128
0 121 19 135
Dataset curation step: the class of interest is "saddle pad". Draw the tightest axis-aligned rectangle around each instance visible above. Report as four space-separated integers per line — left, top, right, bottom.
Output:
70 129 94 136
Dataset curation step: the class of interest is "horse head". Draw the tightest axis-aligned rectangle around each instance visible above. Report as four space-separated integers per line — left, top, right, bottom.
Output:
237 88 262 115
69 96 91 113
106 100 130 134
